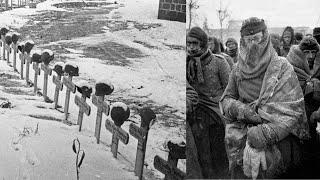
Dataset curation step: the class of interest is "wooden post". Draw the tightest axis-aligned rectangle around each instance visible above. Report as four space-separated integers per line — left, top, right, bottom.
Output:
12 43 17 71
130 124 148 180
92 94 109 144
105 119 129 158
1 36 5 61
129 107 156 180
33 62 40 94
75 94 91 131
20 52 25 79
53 74 63 109
154 155 186 180
63 75 76 122
41 63 52 101
25 53 31 84
5 43 11 64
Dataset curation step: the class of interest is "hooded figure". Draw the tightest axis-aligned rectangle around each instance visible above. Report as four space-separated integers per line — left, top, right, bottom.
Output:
208 36 234 69
287 37 320 178
280 26 295 57
226 37 239 63
187 26 230 178
295 32 304 44
220 17 309 179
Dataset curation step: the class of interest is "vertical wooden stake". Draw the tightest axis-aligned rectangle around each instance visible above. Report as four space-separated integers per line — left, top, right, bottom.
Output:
53 74 63 109
33 62 40 94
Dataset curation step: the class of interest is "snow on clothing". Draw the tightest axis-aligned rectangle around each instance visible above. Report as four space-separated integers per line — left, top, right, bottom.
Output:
287 45 320 143
187 49 230 178
186 82 203 179
220 34 309 178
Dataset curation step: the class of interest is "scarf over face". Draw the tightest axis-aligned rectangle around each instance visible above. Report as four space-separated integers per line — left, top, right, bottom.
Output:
220 32 309 177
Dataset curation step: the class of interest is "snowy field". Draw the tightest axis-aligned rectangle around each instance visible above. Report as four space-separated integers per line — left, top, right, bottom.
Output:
0 0 186 179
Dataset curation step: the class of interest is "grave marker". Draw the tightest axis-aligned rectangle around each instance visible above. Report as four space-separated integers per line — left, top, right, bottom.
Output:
0 27 9 61
24 40 35 85
106 102 130 158
5 34 12 64
75 83 92 131
40 50 54 102
11 33 19 71
62 63 79 122
154 155 186 180
17 43 25 79
31 51 42 94
129 107 156 180
52 62 64 109
92 80 113 144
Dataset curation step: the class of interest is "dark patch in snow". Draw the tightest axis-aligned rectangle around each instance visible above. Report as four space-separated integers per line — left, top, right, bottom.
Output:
162 43 185 50
133 40 160 49
83 41 145 66
28 114 62 122
3 88 34 96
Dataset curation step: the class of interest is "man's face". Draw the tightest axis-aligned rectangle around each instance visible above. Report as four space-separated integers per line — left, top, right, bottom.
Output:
187 36 202 55
226 41 237 50
303 50 318 69
242 32 264 66
283 31 292 45
208 38 215 52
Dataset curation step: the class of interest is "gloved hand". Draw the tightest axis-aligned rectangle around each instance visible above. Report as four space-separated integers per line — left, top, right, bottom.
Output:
243 141 267 180
247 125 268 149
311 110 320 124
229 101 262 124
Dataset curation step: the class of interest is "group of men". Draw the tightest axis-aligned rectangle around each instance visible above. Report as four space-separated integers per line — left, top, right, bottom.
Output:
186 17 320 179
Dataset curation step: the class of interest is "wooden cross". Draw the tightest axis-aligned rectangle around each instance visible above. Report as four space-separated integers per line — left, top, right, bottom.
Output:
12 43 17 71
53 74 63 109
41 63 52 101
33 62 40 94
74 94 91 131
19 52 25 79
25 53 32 84
129 123 149 180
5 42 11 64
1 36 4 61
105 119 129 158
63 75 76 122
154 155 186 180
92 94 110 144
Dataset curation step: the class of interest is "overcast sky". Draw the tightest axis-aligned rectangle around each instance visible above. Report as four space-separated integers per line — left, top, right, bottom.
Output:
188 0 320 29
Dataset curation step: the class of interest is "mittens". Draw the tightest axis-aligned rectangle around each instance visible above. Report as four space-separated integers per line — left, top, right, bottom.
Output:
243 141 267 180
247 125 268 149
228 100 262 124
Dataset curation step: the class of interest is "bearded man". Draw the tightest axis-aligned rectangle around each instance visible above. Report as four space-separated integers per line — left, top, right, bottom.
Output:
219 17 309 179
225 37 239 63
208 36 234 69
187 26 230 178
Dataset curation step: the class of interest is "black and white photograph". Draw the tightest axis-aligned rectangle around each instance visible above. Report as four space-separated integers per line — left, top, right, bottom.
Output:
0 0 186 179
187 0 320 179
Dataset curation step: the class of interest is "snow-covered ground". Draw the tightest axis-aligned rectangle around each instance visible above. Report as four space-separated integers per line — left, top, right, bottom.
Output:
0 0 186 179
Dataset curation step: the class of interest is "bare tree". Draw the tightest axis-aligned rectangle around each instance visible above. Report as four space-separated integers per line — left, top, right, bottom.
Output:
188 0 199 30
217 0 230 42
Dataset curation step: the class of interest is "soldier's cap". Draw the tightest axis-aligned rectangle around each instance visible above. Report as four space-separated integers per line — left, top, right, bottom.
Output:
240 17 267 37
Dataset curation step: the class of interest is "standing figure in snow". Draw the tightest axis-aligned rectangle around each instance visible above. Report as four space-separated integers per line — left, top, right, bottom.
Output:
186 26 230 178
219 17 309 179
225 38 239 63
208 36 234 70
280 26 295 57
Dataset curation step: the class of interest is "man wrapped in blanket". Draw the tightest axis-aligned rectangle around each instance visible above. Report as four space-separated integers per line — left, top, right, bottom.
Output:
219 17 310 179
